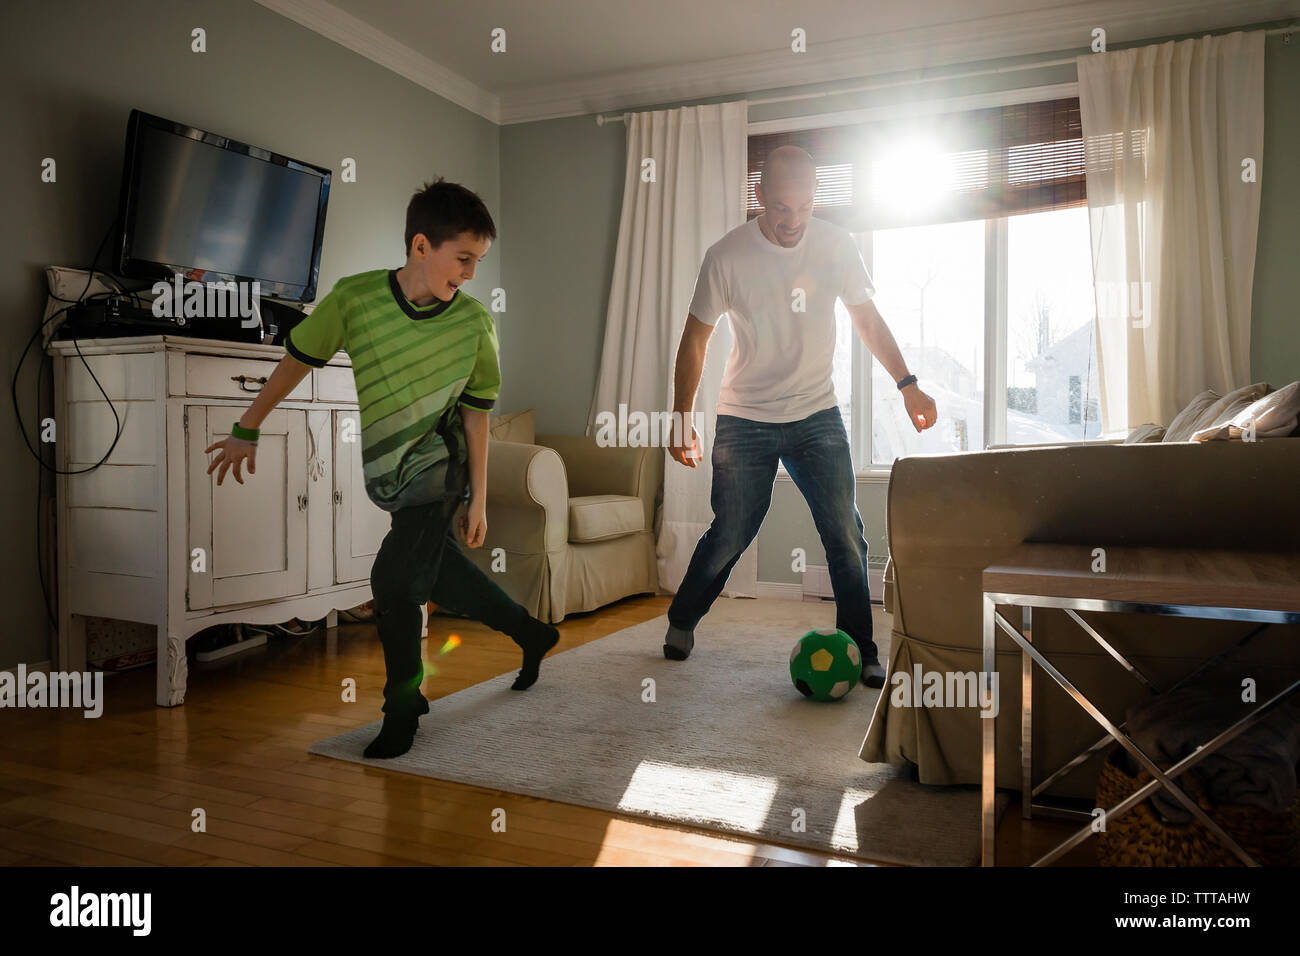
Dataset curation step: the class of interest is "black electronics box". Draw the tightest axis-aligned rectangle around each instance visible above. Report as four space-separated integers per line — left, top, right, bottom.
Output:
260 298 308 346
57 294 263 344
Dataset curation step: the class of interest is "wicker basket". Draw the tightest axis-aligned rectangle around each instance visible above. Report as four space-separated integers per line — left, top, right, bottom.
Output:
1095 748 1300 866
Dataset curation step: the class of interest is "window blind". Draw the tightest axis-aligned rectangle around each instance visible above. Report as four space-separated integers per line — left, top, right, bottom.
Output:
747 97 1087 230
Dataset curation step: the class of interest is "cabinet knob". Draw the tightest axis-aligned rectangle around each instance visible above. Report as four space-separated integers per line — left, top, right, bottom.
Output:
297 493 308 511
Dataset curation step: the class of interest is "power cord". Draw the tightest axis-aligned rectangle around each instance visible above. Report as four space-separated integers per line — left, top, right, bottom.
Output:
12 217 127 475
13 217 127 629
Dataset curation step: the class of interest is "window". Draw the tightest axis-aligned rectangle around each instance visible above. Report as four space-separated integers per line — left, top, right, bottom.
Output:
864 220 985 462
750 96 1100 470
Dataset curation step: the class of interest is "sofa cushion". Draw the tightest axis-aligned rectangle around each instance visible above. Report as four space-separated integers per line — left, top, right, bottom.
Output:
568 494 645 543
489 408 535 443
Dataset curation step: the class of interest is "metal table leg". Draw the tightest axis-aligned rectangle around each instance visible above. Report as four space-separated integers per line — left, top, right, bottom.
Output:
1021 606 1032 820
1031 676 1300 866
993 611 1260 866
981 594 997 866
1029 622 1270 806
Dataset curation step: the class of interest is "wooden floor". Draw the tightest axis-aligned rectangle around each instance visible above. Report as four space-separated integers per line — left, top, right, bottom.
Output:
0 595 1094 867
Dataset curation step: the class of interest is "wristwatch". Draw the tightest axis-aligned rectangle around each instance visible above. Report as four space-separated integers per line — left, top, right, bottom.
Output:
896 374 918 390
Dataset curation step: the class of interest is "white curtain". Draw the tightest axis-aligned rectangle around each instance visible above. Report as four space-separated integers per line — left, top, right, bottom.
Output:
1077 31 1264 430
586 101 756 596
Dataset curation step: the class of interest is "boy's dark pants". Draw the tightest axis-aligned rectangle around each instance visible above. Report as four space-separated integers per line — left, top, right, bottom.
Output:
370 496 538 718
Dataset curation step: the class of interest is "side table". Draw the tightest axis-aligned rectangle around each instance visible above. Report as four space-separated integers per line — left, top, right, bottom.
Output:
980 544 1300 866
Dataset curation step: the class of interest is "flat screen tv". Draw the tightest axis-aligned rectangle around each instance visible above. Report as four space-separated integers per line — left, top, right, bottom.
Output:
116 109 331 302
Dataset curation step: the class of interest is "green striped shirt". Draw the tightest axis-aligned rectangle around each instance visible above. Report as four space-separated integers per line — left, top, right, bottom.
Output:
286 269 500 512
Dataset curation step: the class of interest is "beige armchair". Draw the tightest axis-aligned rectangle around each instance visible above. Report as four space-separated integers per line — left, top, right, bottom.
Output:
462 412 664 623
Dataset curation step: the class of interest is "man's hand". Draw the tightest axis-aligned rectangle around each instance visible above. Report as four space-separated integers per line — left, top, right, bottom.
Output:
459 495 487 548
902 385 939 433
205 435 258 485
667 416 702 468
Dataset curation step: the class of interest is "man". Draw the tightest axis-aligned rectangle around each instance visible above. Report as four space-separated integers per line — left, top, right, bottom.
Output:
664 145 938 688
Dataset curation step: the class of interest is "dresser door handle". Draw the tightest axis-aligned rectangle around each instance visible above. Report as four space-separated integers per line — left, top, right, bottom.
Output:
232 374 268 392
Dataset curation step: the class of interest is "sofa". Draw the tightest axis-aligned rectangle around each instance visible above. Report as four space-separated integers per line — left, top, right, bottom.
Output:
859 436 1300 800
460 410 664 623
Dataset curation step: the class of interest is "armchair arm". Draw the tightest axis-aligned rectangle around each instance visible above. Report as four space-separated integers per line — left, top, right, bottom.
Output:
484 440 569 552
882 555 895 615
535 432 664 532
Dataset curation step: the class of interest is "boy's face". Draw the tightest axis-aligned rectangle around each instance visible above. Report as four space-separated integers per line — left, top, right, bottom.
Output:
409 231 492 301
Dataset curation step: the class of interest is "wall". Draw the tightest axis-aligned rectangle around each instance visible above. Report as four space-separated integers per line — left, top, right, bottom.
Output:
1 0 501 667
499 32 1300 588
1252 34 1300 387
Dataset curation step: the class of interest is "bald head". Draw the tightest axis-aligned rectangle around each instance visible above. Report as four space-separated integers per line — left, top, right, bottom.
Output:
756 145 818 247
759 145 816 194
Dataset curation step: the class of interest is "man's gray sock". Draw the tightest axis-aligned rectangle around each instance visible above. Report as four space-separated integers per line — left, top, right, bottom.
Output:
860 660 886 689
663 623 694 661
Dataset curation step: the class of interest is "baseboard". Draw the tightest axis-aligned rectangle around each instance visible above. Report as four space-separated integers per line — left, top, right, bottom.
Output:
760 565 887 602
756 581 803 600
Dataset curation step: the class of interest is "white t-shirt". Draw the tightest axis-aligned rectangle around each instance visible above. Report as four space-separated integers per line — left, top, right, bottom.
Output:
688 216 874 423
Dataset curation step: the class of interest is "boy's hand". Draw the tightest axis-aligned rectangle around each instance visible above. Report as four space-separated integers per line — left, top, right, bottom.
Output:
459 496 487 548
205 435 258 485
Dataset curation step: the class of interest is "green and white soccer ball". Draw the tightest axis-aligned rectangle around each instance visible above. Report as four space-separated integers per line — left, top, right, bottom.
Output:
789 627 861 701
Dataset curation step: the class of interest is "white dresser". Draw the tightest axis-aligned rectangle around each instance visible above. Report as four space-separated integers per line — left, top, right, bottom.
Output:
48 335 393 706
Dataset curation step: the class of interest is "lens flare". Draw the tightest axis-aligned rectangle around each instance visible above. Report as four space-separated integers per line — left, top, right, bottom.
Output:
438 634 461 656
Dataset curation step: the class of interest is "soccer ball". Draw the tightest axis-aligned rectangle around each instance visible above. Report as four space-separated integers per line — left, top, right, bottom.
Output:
789 628 861 701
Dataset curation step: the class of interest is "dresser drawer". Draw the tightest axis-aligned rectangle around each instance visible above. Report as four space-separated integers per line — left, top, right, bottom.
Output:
316 364 358 403
183 354 312 402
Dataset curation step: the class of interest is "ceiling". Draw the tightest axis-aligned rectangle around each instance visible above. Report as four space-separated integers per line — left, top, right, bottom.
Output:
256 0 1300 123
324 0 1077 88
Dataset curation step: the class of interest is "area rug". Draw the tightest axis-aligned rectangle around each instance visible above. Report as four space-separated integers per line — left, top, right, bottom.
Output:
308 597 1007 865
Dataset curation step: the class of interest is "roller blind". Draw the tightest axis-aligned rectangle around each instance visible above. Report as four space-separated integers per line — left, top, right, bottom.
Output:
747 97 1087 230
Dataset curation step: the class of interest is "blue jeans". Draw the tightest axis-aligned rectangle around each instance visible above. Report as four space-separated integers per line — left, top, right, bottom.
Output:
667 405 878 663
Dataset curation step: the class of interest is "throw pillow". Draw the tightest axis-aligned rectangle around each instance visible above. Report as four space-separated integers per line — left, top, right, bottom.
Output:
1162 388 1219 442
1193 381 1300 441
1124 423 1166 443
1195 381 1273 433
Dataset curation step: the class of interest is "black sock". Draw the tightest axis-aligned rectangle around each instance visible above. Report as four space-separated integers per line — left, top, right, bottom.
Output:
510 620 559 690
363 712 419 759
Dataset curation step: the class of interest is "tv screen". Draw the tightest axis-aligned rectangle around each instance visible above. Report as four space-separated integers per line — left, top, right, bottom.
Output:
117 110 330 302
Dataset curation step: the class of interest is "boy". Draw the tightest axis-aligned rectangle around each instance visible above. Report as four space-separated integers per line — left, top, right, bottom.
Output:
205 178 558 759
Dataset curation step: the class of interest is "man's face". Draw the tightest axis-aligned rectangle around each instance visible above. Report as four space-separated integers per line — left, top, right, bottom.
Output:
411 231 492 301
757 175 817 247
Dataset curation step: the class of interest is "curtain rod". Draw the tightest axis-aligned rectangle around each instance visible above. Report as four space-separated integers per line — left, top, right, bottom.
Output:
594 23 1296 125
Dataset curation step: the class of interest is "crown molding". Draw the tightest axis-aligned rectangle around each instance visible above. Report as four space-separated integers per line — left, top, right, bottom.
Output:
500 0 1299 124
253 0 500 123
255 0 1297 128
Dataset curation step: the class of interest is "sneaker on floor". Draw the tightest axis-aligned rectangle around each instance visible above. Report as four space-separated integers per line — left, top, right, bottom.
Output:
860 660 886 689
